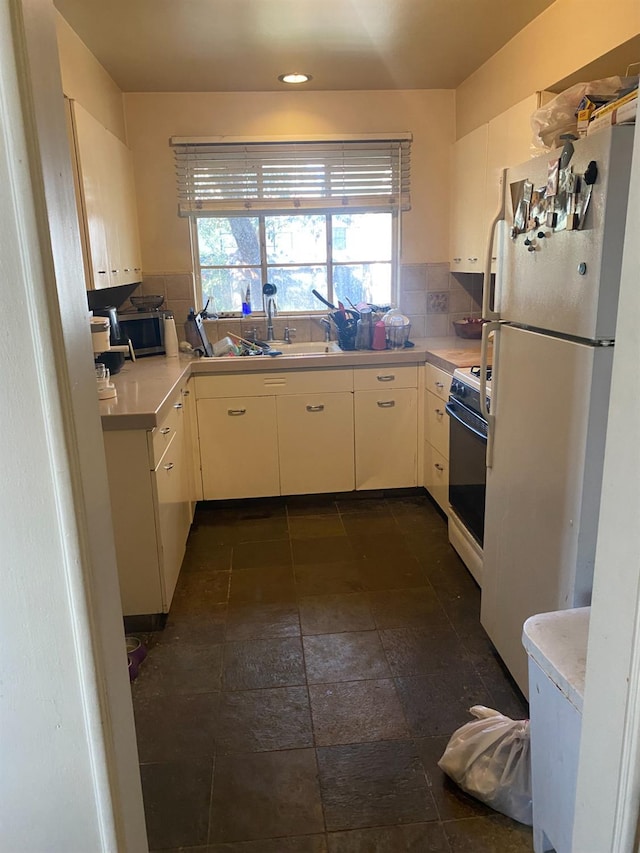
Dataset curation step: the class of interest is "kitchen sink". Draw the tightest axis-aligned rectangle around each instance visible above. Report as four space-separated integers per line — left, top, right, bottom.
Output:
272 341 342 356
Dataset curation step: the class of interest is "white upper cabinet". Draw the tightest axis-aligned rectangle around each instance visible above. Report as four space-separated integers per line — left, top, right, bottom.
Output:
69 100 142 289
485 93 539 270
450 123 488 274
451 94 541 276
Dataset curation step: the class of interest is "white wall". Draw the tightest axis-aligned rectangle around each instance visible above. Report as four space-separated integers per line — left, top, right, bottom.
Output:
55 10 126 142
572 122 640 852
456 0 640 137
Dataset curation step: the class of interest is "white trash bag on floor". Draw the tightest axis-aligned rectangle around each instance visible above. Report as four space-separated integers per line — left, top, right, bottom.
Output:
438 705 532 825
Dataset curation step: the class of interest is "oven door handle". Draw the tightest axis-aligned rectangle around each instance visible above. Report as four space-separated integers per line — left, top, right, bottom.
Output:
445 402 488 443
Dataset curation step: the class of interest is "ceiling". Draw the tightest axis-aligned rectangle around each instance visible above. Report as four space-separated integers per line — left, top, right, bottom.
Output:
54 0 556 93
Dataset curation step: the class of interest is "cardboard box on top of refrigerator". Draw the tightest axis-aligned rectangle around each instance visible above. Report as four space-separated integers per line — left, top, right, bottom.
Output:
587 91 637 134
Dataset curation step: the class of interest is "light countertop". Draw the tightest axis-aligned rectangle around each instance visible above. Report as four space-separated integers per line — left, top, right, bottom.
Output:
522 607 590 713
100 336 486 431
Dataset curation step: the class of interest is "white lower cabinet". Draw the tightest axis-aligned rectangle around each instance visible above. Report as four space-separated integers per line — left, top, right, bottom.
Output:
277 392 355 495
155 429 191 609
424 442 449 513
354 388 418 490
424 363 452 513
103 385 193 616
197 396 280 499
195 364 420 498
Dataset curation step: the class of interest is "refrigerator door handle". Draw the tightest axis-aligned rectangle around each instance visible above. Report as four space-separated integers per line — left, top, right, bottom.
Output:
481 320 501 468
482 167 507 321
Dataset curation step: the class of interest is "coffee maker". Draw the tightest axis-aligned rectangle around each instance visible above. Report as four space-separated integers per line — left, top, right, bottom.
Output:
93 306 128 374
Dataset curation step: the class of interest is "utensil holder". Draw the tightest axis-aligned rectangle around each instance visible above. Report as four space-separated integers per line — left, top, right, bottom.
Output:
338 325 357 351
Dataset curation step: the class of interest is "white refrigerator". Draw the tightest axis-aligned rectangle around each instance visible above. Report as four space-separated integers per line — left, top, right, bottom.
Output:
480 125 636 696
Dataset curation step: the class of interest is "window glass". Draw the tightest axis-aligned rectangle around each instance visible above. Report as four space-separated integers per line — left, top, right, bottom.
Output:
201 268 261 314
196 211 393 313
333 263 392 307
331 213 392 263
265 215 327 264
267 267 328 312
197 217 260 266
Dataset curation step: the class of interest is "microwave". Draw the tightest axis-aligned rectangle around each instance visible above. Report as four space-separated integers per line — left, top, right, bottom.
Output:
117 310 167 356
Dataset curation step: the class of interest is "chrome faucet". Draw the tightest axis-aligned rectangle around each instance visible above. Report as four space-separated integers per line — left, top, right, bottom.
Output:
263 282 278 342
320 317 332 342
266 296 277 341
283 326 296 344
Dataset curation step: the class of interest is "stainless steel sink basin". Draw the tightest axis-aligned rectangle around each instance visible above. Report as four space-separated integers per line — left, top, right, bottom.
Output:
270 341 342 356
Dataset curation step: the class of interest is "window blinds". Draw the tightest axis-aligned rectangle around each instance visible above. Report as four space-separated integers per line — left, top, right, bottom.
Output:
170 135 412 216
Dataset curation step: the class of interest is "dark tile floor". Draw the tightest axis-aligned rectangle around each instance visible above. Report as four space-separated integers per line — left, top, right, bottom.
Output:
131 492 532 853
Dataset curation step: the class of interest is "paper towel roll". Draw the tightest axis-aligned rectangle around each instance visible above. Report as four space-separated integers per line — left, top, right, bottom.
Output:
164 315 179 358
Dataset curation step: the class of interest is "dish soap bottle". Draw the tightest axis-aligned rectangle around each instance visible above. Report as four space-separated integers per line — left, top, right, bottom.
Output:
242 285 252 316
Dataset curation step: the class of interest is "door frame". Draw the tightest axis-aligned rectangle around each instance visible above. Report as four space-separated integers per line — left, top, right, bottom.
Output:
2 0 147 848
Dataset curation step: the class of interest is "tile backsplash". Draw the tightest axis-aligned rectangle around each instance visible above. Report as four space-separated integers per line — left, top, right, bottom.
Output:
121 273 196 326
397 263 483 338
130 265 483 343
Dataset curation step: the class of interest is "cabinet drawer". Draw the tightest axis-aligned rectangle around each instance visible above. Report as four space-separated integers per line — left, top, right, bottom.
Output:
149 395 184 468
425 364 451 402
424 442 449 515
425 390 449 459
353 364 417 391
195 368 353 399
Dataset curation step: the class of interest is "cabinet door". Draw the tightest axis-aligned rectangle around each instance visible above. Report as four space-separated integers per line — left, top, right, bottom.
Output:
181 380 201 507
450 123 488 273
197 396 280 499
71 101 142 289
72 101 111 288
424 442 449 514
355 388 417 490
155 429 190 611
486 94 539 271
277 392 354 495
425 389 449 459
112 135 142 285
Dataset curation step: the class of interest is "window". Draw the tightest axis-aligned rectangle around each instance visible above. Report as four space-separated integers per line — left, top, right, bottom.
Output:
172 135 411 314
195 212 393 313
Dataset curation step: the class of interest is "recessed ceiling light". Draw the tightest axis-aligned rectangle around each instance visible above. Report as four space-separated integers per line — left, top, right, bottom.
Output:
278 73 313 84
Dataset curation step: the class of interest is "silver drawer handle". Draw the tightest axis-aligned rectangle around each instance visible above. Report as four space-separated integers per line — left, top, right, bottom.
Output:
306 404 325 412
434 463 444 472
173 402 183 409
228 409 246 416
377 374 395 382
377 400 395 408
453 257 461 263
435 408 444 418
160 427 171 435
468 257 478 262
435 381 444 389
163 462 174 471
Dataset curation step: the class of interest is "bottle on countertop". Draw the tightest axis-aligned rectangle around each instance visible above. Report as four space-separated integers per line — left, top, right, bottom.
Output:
371 320 387 350
164 313 179 358
242 285 252 316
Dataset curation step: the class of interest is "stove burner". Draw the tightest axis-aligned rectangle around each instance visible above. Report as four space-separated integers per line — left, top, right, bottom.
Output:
470 365 492 381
